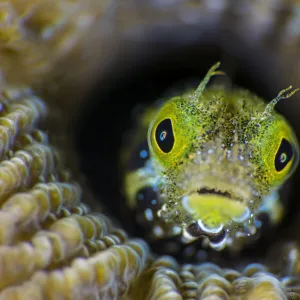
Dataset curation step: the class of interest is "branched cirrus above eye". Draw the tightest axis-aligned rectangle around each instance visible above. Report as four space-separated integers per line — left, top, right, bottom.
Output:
155 118 175 153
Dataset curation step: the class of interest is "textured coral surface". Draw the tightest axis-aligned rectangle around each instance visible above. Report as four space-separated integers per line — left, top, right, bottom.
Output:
1 0 300 299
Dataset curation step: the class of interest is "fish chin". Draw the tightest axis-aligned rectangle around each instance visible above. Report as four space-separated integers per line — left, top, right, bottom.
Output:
181 191 251 230
178 185 284 251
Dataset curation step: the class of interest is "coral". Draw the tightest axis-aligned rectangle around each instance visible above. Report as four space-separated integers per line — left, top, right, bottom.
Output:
0 85 151 299
0 0 299 299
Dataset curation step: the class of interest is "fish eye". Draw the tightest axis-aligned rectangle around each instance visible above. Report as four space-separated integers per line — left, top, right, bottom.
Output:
275 138 294 172
155 118 175 153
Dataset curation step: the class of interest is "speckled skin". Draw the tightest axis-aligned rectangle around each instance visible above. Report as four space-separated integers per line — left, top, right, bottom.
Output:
122 64 299 250
0 0 300 299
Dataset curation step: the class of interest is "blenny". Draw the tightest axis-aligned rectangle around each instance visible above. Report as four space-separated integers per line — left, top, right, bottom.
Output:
1 0 300 299
122 62 299 252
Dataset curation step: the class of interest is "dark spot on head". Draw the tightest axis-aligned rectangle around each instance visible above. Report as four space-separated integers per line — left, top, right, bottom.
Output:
135 186 162 229
127 140 149 171
257 212 271 231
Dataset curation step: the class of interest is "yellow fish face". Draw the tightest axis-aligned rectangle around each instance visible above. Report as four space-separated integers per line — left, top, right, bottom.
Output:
122 63 299 250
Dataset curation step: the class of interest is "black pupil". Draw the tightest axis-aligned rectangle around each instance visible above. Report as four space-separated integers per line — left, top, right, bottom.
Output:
155 118 174 153
275 138 294 172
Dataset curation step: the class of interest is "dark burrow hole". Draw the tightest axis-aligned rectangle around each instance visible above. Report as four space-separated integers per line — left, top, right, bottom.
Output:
76 33 300 266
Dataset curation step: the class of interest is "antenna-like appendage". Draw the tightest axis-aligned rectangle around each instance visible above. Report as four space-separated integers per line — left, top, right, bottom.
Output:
190 62 225 102
263 86 300 117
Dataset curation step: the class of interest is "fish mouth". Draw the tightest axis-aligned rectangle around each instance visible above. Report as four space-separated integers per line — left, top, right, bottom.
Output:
181 186 251 233
196 188 233 199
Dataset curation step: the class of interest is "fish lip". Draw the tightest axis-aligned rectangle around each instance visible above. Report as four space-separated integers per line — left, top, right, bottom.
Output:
196 187 233 200
182 186 252 226
192 186 247 203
